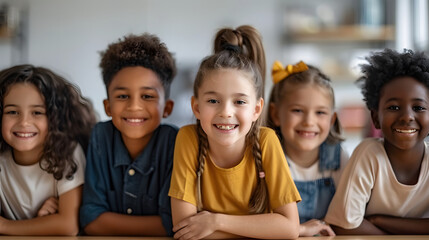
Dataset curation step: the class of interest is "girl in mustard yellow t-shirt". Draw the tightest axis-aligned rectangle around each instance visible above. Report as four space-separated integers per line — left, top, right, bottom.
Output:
169 25 301 240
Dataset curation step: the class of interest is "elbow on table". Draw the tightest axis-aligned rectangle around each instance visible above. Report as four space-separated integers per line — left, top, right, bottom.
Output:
59 223 79 236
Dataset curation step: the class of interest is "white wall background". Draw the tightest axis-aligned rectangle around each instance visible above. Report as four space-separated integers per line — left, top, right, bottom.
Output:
0 0 285 125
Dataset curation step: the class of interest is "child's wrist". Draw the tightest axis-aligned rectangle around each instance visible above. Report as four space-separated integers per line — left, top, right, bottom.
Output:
213 212 223 232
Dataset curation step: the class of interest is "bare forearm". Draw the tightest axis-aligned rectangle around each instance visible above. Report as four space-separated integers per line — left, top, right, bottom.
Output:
215 213 299 239
0 214 78 236
369 215 429 234
332 218 386 235
84 212 167 236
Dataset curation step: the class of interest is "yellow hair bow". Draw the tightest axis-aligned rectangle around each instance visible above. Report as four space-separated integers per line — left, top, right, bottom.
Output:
272 60 309 84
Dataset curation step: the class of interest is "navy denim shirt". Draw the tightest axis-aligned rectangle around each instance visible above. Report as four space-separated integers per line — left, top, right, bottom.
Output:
80 121 178 236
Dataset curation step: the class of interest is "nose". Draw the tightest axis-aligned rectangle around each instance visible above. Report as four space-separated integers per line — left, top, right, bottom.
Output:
219 102 233 118
18 112 32 126
399 107 415 123
303 112 315 126
127 97 143 111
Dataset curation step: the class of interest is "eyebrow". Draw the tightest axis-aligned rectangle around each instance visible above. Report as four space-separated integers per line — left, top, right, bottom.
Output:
202 91 250 97
385 97 428 103
3 104 45 108
112 86 159 91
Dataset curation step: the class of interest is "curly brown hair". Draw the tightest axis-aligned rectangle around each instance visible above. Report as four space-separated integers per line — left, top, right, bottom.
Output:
99 33 176 98
0 65 97 180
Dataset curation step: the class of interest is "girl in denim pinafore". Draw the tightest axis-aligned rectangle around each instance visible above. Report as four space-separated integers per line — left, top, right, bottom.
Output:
267 61 349 237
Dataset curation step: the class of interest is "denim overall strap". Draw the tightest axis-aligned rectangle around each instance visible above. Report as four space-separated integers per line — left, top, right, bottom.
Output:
295 141 342 223
319 141 341 171
295 178 336 223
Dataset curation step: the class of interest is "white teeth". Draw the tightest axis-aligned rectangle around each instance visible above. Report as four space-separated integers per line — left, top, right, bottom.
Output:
216 125 235 130
127 118 144 123
395 129 417 133
299 131 317 136
15 133 36 137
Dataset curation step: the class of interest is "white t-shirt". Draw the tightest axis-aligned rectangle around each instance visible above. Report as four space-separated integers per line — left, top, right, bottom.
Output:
0 144 85 220
325 138 429 229
287 148 349 186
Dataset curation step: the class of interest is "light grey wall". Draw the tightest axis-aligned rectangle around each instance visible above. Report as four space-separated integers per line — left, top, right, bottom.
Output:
1 0 285 125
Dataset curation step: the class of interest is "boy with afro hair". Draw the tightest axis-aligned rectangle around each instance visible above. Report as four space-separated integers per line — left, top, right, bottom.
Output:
80 33 177 236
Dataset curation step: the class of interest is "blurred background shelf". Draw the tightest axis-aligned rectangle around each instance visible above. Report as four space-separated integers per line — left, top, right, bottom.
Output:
288 25 394 43
0 25 14 39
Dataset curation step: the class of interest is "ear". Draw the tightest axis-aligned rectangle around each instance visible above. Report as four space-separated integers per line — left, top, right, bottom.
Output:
371 109 381 129
252 98 264 121
269 102 281 126
103 99 112 117
191 96 201 120
330 112 338 127
162 99 174 118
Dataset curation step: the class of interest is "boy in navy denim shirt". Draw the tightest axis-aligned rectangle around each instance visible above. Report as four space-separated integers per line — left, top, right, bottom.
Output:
80 33 177 236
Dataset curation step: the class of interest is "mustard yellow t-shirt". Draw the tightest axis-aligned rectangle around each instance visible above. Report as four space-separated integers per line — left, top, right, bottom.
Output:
169 125 300 214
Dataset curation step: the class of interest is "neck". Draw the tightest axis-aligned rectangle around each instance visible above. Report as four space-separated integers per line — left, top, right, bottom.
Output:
13 149 42 166
385 141 425 185
208 140 246 169
122 133 153 160
284 144 319 168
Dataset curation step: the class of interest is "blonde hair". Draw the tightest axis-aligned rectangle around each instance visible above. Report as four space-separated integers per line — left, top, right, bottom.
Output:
267 65 344 144
194 45 269 214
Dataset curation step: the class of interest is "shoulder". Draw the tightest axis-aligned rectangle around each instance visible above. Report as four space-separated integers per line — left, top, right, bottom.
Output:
259 127 280 145
346 138 385 172
177 124 198 138
155 124 179 140
72 143 86 162
158 124 179 134
259 127 277 140
91 120 115 137
0 150 13 168
174 125 199 152
353 138 384 155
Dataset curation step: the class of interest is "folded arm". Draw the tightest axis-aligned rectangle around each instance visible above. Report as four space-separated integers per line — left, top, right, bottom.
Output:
84 212 167 236
367 215 429 234
331 218 387 235
171 198 299 239
0 186 82 236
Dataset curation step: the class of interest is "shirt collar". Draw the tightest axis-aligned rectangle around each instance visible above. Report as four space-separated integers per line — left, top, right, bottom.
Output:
112 126 159 175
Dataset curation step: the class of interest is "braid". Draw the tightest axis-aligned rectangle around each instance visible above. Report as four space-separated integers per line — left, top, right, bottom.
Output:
196 120 209 212
248 123 269 213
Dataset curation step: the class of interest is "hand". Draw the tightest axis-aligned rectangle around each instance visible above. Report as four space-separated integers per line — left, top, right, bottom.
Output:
173 211 218 240
37 197 59 217
299 219 336 237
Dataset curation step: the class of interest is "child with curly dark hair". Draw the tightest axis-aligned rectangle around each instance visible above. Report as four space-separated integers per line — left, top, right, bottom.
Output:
325 49 429 235
0 64 96 235
80 33 177 236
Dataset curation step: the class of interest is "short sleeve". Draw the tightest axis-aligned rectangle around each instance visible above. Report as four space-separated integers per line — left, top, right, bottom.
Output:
260 128 301 210
79 126 110 229
168 125 199 206
325 139 376 229
57 144 85 196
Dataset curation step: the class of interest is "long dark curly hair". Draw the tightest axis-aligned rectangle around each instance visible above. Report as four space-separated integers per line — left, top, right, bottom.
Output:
0 65 97 180
358 48 429 111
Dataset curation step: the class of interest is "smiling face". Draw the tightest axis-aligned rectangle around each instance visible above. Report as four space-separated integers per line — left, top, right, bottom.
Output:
104 66 173 151
270 84 335 156
192 69 263 151
372 76 429 153
1 83 48 165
